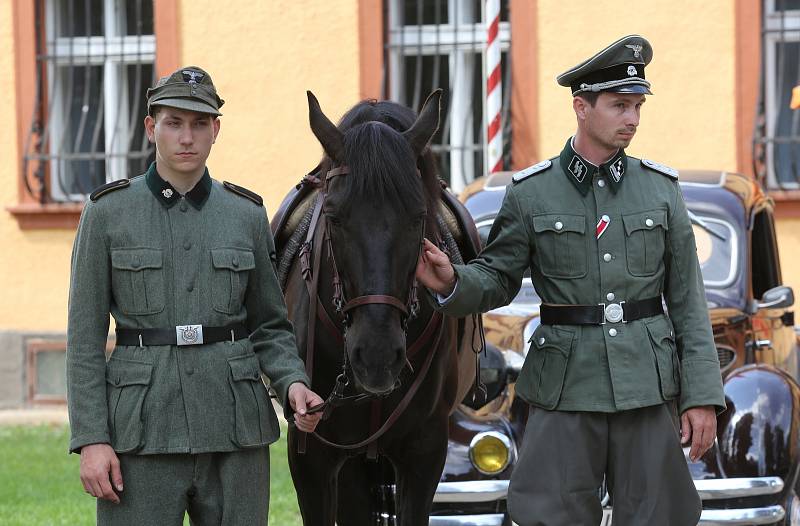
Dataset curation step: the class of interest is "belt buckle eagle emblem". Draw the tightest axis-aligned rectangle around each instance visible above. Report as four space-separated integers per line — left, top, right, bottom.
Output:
176 325 204 345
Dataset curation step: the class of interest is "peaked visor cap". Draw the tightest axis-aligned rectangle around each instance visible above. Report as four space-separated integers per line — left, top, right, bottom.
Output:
557 35 653 96
147 66 225 116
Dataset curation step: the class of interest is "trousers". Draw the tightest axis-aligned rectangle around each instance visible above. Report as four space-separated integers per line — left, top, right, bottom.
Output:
507 403 701 526
97 447 270 526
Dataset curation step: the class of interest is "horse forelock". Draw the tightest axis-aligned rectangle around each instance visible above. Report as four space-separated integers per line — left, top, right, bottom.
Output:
338 121 424 212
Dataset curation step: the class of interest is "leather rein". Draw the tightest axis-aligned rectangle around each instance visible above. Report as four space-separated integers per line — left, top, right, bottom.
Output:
295 164 444 454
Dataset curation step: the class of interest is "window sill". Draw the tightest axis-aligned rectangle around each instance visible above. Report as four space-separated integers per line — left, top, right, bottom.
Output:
7 202 84 230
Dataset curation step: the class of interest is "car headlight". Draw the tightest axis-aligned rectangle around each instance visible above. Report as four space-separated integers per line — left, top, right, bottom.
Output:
469 431 512 475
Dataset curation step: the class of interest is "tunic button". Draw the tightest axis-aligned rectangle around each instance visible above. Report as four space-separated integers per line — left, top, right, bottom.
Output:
554 221 564 231
183 241 192 250
186 367 194 376
645 218 654 227
187 282 194 292
180 202 188 212
232 257 240 267
601 214 610 223
131 257 140 269
538 337 546 346
603 253 612 262
608 328 618 337
597 179 606 188
606 292 615 301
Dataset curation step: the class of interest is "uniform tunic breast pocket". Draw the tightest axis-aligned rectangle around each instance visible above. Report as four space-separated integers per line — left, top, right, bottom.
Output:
622 209 668 277
110 248 166 315
532 213 587 279
211 248 256 314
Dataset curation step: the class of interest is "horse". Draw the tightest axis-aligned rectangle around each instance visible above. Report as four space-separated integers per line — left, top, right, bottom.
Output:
272 90 480 526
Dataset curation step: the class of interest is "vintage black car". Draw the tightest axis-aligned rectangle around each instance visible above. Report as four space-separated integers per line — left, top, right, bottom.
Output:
428 169 800 525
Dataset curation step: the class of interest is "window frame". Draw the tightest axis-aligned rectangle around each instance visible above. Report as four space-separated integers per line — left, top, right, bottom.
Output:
8 0 179 229
358 0 539 177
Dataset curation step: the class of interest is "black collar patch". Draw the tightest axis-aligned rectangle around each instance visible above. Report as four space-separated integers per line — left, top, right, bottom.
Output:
568 156 588 183
559 139 595 195
145 162 211 210
559 138 628 195
600 151 627 193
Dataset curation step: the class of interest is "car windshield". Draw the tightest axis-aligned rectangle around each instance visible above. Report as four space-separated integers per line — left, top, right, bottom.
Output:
691 216 737 289
474 212 737 303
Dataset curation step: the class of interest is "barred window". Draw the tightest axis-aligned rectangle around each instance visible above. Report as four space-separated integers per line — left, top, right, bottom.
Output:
23 0 156 203
757 0 800 189
385 0 511 192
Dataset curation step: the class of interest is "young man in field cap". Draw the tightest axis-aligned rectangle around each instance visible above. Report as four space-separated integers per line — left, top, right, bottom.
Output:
67 65 323 525
416 35 725 525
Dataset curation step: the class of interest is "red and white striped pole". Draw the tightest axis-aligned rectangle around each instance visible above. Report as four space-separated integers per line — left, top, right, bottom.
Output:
485 0 502 174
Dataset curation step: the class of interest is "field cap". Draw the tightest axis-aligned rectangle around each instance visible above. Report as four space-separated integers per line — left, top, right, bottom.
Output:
147 66 224 116
557 35 653 96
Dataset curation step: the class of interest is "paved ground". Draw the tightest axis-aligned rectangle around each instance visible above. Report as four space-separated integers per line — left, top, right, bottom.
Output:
0 407 69 425
0 400 288 426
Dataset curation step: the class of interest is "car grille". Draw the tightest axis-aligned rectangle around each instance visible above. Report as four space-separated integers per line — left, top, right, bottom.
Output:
717 346 736 370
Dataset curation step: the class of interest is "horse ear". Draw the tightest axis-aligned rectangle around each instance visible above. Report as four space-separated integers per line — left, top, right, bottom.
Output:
403 89 443 156
307 91 345 162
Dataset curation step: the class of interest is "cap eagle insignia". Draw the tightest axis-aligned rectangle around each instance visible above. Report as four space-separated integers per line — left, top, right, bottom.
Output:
182 70 204 84
625 44 643 58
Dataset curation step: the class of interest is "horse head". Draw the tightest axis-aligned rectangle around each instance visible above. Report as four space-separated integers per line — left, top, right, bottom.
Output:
306 89 442 394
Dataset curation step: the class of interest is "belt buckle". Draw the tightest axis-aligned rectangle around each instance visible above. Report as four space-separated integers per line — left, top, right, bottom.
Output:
176 325 204 346
600 302 626 324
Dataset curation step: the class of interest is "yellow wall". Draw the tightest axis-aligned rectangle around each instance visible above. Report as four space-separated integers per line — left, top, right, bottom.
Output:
179 0 360 211
536 0 737 172
776 219 800 296
0 2 75 333
2 0 798 332
0 0 361 332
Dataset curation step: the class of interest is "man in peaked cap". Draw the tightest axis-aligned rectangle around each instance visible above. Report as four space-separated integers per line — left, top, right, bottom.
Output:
416 35 724 525
67 65 323 525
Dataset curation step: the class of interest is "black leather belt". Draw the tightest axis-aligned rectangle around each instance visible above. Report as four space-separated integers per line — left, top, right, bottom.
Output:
116 324 249 346
540 296 663 326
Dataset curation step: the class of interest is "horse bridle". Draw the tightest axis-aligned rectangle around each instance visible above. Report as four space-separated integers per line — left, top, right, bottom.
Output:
323 164 425 330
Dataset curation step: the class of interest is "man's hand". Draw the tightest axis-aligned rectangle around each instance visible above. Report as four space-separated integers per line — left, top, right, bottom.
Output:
415 238 456 296
681 406 717 462
288 382 324 433
80 443 123 503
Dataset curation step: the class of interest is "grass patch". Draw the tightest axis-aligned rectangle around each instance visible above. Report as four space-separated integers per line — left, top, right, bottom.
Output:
0 424 302 525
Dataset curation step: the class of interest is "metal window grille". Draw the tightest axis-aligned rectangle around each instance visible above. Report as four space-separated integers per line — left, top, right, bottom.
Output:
22 0 156 204
755 0 800 189
384 0 511 192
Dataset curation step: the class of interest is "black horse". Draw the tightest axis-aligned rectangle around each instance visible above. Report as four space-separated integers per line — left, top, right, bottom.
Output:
277 91 472 525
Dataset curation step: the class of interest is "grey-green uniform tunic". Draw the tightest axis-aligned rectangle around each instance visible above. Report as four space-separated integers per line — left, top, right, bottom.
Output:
67 163 308 455
438 139 725 414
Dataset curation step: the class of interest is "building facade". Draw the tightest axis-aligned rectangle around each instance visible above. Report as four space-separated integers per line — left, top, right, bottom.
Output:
1 0 798 407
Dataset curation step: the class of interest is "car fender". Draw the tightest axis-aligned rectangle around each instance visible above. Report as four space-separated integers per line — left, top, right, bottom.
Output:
717 364 800 481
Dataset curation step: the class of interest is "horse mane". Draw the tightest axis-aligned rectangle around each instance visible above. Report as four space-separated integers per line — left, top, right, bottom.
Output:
319 99 442 234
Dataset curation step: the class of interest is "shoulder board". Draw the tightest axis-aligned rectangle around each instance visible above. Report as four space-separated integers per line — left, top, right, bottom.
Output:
223 181 263 206
512 159 552 184
89 179 130 201
641 159 679 180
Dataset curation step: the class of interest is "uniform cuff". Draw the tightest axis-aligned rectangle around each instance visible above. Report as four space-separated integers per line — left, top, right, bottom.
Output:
69 432 111 454
433 279 459 305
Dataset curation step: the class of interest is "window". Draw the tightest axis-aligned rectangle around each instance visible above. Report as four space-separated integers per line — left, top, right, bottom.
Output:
757 0 800 189
22 0 156 203
385 0 511 192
